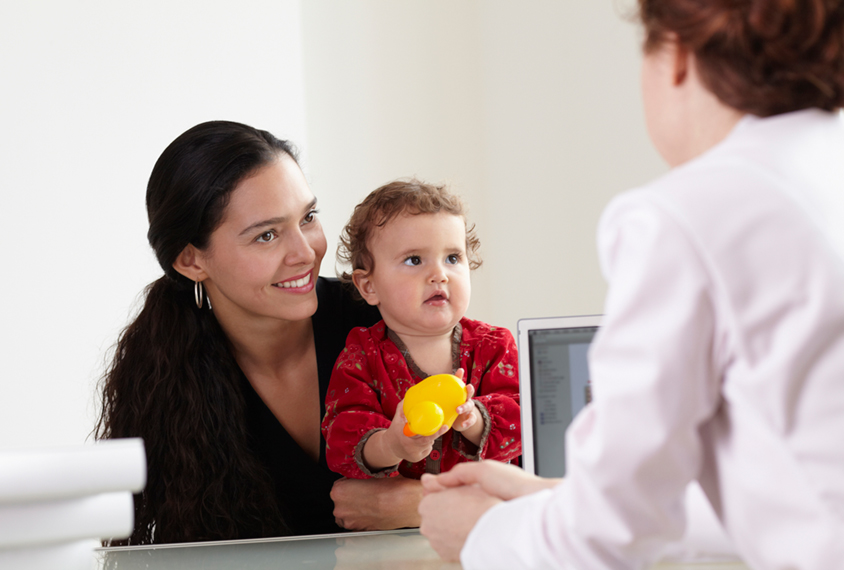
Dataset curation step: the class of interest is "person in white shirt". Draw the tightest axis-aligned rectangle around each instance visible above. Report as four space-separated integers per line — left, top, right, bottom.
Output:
417 0 844 568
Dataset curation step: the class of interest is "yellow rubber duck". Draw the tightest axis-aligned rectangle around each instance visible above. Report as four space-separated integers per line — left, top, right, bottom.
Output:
402 374 467 437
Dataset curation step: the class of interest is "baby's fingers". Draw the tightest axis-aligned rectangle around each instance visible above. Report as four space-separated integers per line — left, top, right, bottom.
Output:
456 397 476 416
458 413 478 430
461 383 476 410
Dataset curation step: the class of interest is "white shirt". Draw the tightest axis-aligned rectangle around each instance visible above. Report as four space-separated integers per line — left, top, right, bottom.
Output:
462 109 844 569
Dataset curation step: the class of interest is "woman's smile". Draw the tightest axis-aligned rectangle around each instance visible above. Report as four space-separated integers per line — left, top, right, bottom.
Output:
273 270 315 292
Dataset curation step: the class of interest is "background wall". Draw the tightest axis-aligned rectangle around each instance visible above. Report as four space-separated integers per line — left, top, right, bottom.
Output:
301 1 667 332
0 1 665 450
0 1 308 450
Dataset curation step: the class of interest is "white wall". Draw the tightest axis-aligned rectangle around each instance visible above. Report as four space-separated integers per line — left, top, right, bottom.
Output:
0 1 307 450
301 1 666 332
1 2 666 450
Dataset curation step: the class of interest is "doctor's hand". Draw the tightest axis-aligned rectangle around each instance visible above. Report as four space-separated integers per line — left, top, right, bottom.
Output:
418 483 501 562
421 460 561 501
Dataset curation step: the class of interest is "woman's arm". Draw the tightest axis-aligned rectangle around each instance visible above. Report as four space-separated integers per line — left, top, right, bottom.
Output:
330 476 424 531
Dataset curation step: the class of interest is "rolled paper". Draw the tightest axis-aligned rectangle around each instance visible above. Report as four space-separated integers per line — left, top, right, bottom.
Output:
0 539 100 570
0 438 146 504
0 491 134 548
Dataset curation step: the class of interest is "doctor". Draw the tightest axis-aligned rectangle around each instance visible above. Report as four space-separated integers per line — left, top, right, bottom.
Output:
418 0 844 568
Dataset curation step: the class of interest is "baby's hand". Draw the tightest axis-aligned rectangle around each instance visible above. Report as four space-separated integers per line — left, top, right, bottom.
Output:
452 383 480 432
385 401 447 463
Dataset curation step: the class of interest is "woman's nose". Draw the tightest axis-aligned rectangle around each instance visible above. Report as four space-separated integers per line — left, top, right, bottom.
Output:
284 228 316 265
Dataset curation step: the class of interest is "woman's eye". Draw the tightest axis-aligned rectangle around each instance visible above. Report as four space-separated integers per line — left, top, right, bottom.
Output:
403 256 422 266
446 253 461 264
302 209 320 225
256 231 277 243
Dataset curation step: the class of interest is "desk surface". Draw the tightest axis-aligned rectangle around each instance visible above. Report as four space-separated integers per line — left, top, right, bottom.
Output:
96 529 749 570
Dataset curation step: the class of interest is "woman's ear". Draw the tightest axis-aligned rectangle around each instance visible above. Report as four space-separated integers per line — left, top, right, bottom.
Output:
352 269 380 307
172 244 209 282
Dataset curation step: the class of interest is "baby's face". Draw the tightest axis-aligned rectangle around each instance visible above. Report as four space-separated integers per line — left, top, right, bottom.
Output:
354 211 471 338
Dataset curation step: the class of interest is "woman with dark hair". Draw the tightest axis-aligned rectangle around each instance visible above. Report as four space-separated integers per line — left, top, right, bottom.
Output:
95 121 421 544
419 1 844 568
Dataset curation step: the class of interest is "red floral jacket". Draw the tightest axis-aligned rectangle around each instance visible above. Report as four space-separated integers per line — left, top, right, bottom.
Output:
322 317 521 479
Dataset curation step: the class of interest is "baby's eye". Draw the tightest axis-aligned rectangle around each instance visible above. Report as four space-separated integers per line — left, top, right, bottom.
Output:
446 253 461 264
256 231 277 243
302 209 320 225
403 256 422 266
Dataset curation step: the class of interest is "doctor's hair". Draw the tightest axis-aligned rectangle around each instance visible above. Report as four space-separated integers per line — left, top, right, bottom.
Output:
95 121 297 544
637 0 844 116
337 178 482 287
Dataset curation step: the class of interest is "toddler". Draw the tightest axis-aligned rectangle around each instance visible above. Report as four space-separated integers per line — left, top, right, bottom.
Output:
321 179 521 479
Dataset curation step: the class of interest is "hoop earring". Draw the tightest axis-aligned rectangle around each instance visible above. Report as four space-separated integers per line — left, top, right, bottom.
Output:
195 280 205 309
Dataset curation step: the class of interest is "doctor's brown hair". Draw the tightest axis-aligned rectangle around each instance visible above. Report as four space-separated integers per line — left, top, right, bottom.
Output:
337 179 482 287
638 0 844 116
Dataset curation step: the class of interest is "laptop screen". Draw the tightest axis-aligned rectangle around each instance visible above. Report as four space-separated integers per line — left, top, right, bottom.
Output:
517 315 601 477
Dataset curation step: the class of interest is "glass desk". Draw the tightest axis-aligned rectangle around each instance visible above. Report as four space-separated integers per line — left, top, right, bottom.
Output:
97 529 750 570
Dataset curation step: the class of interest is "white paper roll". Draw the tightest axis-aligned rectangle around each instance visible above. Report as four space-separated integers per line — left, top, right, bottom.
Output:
0 438 145 504
0 539 99 570
0 491 134 548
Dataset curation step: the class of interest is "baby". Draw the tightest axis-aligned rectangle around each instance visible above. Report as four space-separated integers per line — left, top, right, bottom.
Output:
321 179 521 479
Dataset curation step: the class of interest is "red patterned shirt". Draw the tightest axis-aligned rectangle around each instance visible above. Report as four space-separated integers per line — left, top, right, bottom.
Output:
322 317 521 479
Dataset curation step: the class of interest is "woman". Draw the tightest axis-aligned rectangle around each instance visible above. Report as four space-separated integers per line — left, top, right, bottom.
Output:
95 121 421 544
419 1 844 568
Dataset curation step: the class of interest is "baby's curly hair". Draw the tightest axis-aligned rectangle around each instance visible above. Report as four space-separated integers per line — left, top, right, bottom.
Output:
337 179 482 286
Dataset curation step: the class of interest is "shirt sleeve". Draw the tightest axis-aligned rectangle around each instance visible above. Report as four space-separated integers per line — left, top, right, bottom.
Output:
461 192 723 569
459 326 522 463
321 327 396 480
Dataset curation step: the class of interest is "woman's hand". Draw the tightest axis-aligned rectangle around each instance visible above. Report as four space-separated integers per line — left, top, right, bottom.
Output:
331 476 423 531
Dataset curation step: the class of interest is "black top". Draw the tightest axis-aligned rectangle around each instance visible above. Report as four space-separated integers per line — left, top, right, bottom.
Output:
240 277 380 535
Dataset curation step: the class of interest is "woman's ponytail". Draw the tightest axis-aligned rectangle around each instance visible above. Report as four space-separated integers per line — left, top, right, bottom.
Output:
96 275 287 544
95 121 299 544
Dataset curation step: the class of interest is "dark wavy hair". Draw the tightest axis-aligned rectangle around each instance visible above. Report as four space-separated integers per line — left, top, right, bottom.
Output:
94 121 298 544
337 178 483 292
638 0 844 115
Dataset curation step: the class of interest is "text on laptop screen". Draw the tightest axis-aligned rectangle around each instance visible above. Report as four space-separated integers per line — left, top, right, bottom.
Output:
528 326 598 477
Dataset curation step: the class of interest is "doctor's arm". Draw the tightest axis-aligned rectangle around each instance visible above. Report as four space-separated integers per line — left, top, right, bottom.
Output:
422 195 724 568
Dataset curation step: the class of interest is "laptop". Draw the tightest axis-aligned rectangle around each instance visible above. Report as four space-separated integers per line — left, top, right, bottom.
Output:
515 314 740 559
517 315 602 477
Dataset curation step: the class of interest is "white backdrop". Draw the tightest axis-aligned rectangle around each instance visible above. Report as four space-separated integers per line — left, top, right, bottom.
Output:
301 1 667 334
0 1 308 450
0 1 665 450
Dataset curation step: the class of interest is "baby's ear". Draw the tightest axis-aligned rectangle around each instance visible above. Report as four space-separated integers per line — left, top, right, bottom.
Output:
352 269 380 306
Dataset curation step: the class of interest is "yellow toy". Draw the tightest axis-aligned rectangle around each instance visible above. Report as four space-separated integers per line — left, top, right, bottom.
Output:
402 373 468 437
